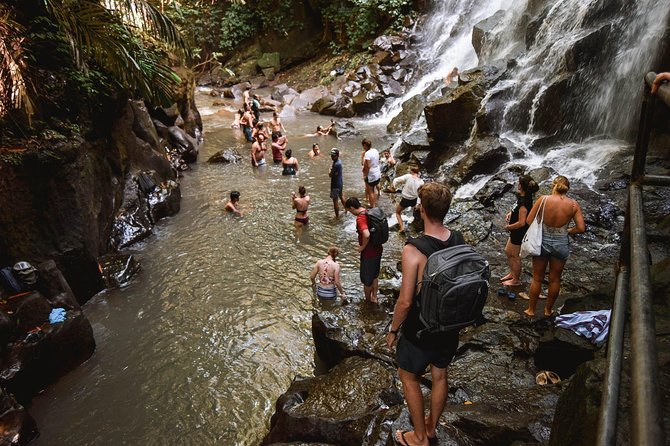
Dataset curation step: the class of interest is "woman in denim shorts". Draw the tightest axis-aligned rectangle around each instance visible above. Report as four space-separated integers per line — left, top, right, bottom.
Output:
524 176 585 317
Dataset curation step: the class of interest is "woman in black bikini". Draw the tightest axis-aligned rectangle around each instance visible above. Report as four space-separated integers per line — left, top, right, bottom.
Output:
282 149 299 176
292 185 310 227
502 175 539 286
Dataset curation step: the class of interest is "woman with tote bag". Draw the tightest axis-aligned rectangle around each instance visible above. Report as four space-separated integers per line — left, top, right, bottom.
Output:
523 176 585 317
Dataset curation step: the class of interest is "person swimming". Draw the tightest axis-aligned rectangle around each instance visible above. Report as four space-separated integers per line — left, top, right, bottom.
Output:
225 191 242 216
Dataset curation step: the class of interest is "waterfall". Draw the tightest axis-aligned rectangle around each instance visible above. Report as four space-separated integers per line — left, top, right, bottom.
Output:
383 0 515 121
386 0 670 188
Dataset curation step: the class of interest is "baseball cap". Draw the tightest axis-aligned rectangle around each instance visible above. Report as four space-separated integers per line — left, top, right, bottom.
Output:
330 148 339 156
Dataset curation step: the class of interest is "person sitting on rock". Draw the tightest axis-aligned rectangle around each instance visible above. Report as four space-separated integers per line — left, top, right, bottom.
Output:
444 66 459 85
225 191 242 216
308 143 321 158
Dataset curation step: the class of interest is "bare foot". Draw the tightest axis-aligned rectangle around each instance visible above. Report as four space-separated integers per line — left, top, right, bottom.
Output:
502 279 522 286
500 273 513 282
523 309 535 317
544 310 554 317
424 416 436 440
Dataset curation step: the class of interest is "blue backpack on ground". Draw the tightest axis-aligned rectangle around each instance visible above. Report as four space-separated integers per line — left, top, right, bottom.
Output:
408 238 490 338
364 208 389 245
0 267 23 294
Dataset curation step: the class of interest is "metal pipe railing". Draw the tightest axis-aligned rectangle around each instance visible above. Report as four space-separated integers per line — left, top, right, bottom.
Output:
595 265 628 446
628 184 664 445
596 71 667 445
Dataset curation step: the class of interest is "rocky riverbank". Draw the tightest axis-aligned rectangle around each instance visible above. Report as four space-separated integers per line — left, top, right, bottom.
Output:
0 70 203 443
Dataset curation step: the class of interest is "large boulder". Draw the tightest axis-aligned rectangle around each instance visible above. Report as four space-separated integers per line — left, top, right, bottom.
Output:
0 387 37 445
98 253 141 288
257 52 280 72
108 178 153 251
394 128 431 161
148 179 181 222
472 10 506 59
168 126 199 163
207 149 243 164
262 356 400 445
1 310 95 401
36 260 80 310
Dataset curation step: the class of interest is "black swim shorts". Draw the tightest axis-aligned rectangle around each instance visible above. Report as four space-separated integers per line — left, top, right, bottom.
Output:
364 177 380 188
330 188 343 200
399 197 417 209
396 332 459 375
359 255 381 287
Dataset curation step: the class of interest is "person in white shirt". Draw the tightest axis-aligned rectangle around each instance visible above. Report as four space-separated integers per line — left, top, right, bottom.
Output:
392 165 424 234
361 138 381 208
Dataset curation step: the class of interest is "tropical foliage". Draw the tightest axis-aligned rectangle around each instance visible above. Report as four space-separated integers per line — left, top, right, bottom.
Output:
0 0 189 124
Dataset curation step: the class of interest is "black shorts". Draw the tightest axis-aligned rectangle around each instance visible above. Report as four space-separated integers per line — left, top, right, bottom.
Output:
396 332 459 375
399 197 417 209
330 188 343 200
365 178 380 187
359 255 381 286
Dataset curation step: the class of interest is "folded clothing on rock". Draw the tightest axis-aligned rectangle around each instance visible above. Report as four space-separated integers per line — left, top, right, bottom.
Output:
554 310 611 346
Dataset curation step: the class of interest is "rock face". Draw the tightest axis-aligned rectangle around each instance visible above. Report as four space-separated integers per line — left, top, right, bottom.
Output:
262 356 400 445
0 387 37 445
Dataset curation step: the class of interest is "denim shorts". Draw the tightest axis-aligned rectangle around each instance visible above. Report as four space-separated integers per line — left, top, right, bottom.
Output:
540 232 570 261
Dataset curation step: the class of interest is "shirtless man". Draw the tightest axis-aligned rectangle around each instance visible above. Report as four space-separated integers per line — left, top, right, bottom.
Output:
251 134 267 167
225 191 242 216
242 85 251 109
308 143 321 158
240 105 254 142
270 112 286 134
252 122 269 142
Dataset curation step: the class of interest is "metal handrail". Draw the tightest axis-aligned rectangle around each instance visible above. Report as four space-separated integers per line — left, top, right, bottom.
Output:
595 72 667 445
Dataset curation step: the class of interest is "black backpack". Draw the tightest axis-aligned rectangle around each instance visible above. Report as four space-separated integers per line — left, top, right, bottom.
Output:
408 237 489 338
364 208 389 245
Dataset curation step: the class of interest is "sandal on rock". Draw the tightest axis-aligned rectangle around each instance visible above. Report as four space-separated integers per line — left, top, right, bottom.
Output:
497 287 508 297
536 371 548 385
546 371 561 384
519 292 530 300
394 430 412 446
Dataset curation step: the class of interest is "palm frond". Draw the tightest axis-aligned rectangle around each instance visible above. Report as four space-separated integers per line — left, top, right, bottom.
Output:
0 5 34 120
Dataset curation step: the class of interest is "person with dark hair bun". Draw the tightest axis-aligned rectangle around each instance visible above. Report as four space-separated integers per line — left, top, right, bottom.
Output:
501 175 539 286
282 149 299 175
292 185 310 227
524 175 585 317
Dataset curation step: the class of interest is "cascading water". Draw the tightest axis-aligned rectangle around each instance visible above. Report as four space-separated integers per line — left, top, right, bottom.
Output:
386 0 670 191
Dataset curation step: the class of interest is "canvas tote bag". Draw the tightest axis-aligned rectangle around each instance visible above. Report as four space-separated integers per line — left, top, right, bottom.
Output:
520 196 547 258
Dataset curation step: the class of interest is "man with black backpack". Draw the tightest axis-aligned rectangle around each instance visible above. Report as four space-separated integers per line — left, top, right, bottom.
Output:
345 197 385 303
386 182 489 446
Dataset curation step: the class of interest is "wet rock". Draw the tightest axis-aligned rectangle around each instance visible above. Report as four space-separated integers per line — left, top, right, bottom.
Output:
564 24 612 72
311 95 337 115
452 137 511 185
279 105 296 118
530 74 571 136
151 103 181 127
13 293 51 334
262 356 399 445
98 254 141 288
395 128 431 161
447 200 493 245
548 358 605 446
535 326 597 380
475 178 514 207
148 180 181 222
168 126 198 163
261 67 276 80
108 178 153 251
425 85 484 144
1 310 95 401
380 78 404 97
333 96 355 118
387 94 427 134
129 100 160 149
312 303 395 369
352 89 385 115
330 121 360 139
271 84 299 103
208 149 243 164
0 311 13 349
472 10 506 59
294 87 329 110
0 387 37 445
35 261 79 311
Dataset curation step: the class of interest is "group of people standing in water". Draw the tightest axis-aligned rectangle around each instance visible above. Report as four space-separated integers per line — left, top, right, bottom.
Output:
228 92 587 318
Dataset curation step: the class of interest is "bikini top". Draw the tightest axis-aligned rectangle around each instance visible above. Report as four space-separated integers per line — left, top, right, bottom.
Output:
319 260 334 285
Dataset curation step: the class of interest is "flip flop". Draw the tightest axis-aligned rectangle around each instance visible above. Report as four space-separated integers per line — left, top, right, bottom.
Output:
394 430 412 446
519 292 530 300
535 371 548 385
507 292 517 300
539 294 547 300
497 287 507 297
546 371 561 384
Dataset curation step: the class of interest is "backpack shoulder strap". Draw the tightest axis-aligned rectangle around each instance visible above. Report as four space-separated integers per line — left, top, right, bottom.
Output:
406 236 433 258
